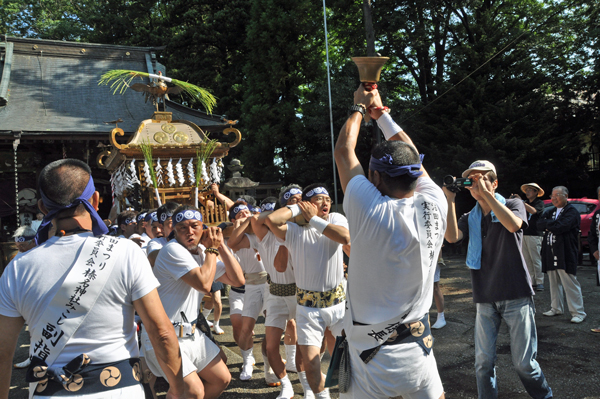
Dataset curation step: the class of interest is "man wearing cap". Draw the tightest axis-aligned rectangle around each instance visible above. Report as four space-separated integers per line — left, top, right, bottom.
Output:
512 183 546 291
0 159 193 398
267 183 350 399
142 204 245 398
445 160 552 399
538 186 586 324
334 84 446 399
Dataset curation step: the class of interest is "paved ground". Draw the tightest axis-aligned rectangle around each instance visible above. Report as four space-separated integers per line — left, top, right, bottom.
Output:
8 253 600 398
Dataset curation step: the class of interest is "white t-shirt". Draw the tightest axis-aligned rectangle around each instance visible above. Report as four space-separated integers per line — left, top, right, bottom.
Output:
284 213 348 292
343 175 447 325
249 231 295 284
146 237 167 255
153 239 226 324
229 234 265 275
130 232 151 250
0 233 159 366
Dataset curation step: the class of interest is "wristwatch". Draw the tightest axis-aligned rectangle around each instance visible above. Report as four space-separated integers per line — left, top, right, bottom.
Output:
348 103 366 118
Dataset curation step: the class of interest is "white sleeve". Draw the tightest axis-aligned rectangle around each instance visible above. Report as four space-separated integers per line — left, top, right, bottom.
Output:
125 243 160 301
329 212 349 229
343 175 380 227
156 243 199 281
0 261 20 317
214 260 227 281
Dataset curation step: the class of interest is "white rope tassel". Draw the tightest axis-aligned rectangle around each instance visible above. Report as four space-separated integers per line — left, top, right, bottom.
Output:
187 158 196 185
167 158 176 187
129 159 141 185
201 160 210 186
210 158 219 183
176 158 185 186
143 160 152 188
155 158 164 187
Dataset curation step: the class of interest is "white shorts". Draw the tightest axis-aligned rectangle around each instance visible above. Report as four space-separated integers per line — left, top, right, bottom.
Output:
340 343 443 399
242 283 268 320
142 329 220 378
296 302 345 347
229 289 245 316
265 294 297 330
434 263 441 283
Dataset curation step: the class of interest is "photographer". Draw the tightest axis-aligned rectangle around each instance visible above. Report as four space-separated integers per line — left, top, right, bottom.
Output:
443 161 552 399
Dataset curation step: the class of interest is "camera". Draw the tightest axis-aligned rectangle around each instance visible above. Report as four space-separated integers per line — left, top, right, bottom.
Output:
443 175 472 193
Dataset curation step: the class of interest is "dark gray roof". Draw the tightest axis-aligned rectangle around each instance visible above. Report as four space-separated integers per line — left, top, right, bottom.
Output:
0 36 227 137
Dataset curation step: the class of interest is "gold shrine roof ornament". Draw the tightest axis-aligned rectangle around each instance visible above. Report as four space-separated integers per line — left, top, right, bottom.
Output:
96 70 241 224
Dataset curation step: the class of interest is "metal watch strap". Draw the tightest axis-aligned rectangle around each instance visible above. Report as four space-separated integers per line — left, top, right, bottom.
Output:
348 104 366 118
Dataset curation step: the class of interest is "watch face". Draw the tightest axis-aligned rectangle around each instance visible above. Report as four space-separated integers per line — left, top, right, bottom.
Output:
161 123 177 134
154 131 169 144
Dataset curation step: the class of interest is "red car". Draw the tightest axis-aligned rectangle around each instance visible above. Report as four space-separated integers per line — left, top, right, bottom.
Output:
542 198 600 250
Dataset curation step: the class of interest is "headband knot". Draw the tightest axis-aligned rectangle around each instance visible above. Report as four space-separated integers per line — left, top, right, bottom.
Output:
369 153 424 179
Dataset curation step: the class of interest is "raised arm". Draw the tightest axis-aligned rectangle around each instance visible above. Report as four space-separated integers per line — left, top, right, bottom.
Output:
334 111 365 193
180 227 221 294
211 183 235 210
216 240 245 287
266 206 292 241
443 186 464 243
471 175 524 233
228 217 251 251
251 212 271 241
299 202 350 245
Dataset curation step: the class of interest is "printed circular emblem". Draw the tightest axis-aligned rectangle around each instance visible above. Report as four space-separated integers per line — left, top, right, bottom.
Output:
175 213 184 223
173 131 188 143
36 379 48 393
423 334 433 348
306 189 315 197
194 211 202 220
65 374 84 392
16 237 25 242
161 123 177 134
410 321 425 337
33 365 47 379
100 366 122 387
386 330 399 342
184 210 195 219
160 213 167 222
153 131 169 144
284 192 291 200
132 362 142 381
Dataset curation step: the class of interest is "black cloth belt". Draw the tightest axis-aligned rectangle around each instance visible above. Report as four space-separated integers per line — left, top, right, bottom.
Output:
27 355 142 397
358 313 434 364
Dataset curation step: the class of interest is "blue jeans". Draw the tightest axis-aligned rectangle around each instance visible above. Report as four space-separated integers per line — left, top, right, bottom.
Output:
475 297 552 399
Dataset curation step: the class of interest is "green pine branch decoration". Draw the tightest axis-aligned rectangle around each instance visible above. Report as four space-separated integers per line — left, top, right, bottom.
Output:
139 141 158 189
98 69 217 114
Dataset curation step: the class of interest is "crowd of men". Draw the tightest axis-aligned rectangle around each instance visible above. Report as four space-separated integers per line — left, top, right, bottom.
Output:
1 83 599 399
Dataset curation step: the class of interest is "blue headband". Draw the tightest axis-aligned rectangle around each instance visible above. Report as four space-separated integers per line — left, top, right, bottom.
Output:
369 153 424 179
15 235 36 243
123 218 136 225
282 188 302 205
304 187 329 199
137 213 147 222
261 202 276 212
173 209 203 225
230 204 249 220
145 211 158 223
252 206 262 213
159 210 175 223
35 176 108 244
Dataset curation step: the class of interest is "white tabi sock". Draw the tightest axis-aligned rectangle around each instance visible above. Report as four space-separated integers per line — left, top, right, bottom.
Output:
432 312 446 329
315 388 330 399
263 352 280 386
277 374 295 399
284 344 297 372
202 308 212 318
298 371 315 399
240 348 254 381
